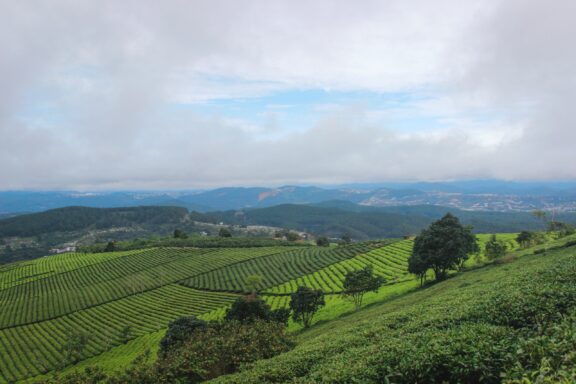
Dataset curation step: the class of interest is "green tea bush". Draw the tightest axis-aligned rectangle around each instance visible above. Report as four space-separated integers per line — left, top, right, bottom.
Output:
212 247 576 383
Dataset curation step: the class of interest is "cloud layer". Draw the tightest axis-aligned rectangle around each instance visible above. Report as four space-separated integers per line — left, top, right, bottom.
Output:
0 0 574 189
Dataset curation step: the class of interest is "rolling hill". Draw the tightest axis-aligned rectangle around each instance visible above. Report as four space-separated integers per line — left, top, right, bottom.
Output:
213 238 576 383
210 203 571 238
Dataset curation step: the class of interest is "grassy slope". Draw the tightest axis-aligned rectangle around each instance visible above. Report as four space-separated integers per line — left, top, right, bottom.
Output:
212 235 576 383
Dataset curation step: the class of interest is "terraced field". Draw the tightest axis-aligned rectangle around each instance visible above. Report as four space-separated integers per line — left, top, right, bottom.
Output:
0 246 299 383
264 240 414 294
179 243 374 292
0 250 145 290
0 247 289 328
0 234 521 383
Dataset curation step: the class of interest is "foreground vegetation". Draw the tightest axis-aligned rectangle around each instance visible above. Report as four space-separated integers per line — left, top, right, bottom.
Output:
212 239 576 383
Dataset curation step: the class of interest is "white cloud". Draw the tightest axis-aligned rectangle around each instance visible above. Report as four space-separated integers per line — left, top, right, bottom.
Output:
0 0 574 189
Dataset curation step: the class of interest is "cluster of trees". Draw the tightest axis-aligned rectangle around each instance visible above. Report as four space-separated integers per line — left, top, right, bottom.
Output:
274 229 303 241
175 227 233 240
152 267 388 380
408 211 576 286
36 265 387 383
227 266 386 330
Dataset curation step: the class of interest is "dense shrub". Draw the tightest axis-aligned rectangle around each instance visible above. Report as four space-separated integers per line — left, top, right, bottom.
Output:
225 295 290 325
156 320 292 382
158 316 207 357
504 311 576 383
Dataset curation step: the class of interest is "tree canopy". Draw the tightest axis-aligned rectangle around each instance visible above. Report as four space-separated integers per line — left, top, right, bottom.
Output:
342 266 385 310
159 316 207 357
290 286 325 328
484 234 507 260
408 213 478 281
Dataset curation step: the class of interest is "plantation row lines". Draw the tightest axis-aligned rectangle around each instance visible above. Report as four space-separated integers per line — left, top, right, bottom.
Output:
49 330 166 381
0 285 238 383
0 241 414 382
180 243 373 292
264 240 414 294
0 247 291 329
0 250 146 290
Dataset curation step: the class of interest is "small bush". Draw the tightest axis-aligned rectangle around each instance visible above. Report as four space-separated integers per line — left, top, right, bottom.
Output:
494 254 517 265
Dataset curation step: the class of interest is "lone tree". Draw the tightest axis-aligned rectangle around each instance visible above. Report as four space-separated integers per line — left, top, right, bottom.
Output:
290 286 325 328
104 241 116 252
342 266 385 310
173 229 187 239
218 227 232 238
61 329 90 364
286 232 301 242
225 295 290 325
484 234 507 260
516 231 534 248
120 325 133 344
408 253 428 287
408 213 478 281
316 236 330 247
341 234 352 244
244 274 263 294
532 209 548 228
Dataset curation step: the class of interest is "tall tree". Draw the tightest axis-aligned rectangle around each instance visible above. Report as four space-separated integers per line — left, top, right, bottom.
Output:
290 286 325 328
315 236 330 247
218 227 232 238
408 253 428 287
408 213 478 281
245 274 264 294
61 329 90 365
342 266 385 310
484 234 507 260
516 231 534 248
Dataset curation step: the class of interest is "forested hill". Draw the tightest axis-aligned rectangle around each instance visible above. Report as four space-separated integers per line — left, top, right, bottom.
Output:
0 206 189 237
210 203 576 239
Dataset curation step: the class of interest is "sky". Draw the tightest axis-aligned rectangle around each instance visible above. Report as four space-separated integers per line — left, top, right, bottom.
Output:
1 0 575 190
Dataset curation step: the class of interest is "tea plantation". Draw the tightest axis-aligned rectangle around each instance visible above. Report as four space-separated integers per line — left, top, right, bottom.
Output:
0 240 418 383
213 237 576 383
2 231 564 383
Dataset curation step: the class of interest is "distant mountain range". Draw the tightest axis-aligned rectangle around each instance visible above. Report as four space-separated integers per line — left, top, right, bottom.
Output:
3 180 576 214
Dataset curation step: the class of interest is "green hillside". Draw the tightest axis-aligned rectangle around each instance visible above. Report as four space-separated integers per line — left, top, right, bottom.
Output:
213 237 576 383
0 206 190 238
1 230 572 383
211 203 559 238
1 242 403 383
0 246 300 382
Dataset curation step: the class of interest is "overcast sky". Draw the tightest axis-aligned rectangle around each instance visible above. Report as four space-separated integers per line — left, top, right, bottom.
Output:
1 0 574 190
